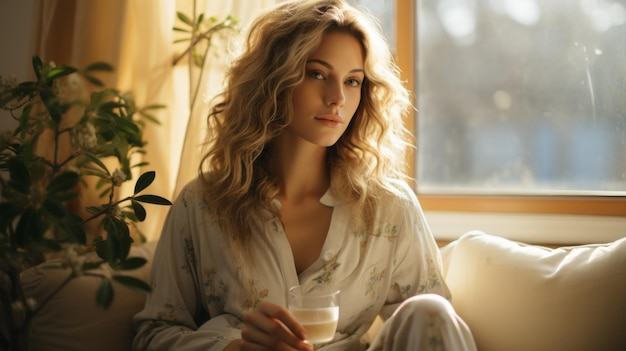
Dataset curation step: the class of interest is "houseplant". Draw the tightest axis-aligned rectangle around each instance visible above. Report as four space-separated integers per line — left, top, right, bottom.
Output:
173 10 238 120
0 56 171 350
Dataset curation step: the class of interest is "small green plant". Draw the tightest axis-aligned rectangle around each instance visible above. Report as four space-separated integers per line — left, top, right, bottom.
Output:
0 56 171 350
173 11 238 113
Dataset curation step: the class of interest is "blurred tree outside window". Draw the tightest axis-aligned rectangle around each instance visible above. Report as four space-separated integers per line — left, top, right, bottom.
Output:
416 0 626 195
356 0 626 196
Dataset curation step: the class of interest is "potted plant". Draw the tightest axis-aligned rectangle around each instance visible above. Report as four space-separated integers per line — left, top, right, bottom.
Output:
0 56 171 350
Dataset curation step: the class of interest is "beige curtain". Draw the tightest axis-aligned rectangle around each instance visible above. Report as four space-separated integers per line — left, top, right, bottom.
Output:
172 0 277 198
34 0 277 242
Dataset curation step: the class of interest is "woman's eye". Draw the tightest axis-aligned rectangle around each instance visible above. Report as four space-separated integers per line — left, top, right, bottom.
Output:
346 78 361 87
308 71 324 80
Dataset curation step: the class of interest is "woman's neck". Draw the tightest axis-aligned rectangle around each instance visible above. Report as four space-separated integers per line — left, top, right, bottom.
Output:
270 138 330 202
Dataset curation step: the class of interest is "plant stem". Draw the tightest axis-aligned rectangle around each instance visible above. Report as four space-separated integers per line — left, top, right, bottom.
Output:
52 124 61 177
0 272 16 349
29 273 73 316
0 266 30 351
188 38 212 115
172 23 228 66
187 0 197 109
81 195 133 224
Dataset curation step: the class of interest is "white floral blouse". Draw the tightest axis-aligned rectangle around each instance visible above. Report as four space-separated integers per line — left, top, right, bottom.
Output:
133 177 450 351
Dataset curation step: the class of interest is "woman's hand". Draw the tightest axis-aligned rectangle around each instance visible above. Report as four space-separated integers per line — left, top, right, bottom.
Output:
238 301 313 351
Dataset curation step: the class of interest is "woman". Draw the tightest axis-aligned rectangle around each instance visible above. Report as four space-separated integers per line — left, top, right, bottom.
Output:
133 1 476 350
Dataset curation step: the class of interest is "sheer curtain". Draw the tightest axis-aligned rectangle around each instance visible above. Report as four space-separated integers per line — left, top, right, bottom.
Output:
171 0 278 199
33 0 277 242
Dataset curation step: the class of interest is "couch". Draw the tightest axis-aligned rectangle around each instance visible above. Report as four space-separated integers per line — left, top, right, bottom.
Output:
18 231 626 351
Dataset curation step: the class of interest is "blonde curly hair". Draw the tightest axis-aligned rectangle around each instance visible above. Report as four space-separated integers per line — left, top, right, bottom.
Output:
200 0 413 245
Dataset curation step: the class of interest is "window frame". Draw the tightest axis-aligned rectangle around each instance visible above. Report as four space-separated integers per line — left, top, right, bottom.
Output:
396 0 626 217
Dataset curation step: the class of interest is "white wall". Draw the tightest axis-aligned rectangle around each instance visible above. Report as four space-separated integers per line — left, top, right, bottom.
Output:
426 211 626 245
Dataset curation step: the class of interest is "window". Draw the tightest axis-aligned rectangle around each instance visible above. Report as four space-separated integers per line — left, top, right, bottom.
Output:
353 0 396 50
354 0 625 243
416 0 626 196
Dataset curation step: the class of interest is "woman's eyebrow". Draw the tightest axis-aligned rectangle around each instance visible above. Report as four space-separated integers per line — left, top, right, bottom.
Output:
307 59 364 74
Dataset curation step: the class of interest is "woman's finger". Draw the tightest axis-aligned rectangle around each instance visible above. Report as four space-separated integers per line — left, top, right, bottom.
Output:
257 301 308 340
241 301 312 351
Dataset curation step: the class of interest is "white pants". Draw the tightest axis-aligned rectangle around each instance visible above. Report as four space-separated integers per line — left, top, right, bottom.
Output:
368 294 477 351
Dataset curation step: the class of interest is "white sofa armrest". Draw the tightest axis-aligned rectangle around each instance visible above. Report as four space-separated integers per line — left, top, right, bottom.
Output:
443 231 626 351
21 242 157 351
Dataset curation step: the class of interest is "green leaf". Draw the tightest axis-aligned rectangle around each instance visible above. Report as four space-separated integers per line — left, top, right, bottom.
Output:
0 203 19 232
197 13 204 28
40 85 62 123
85 62 114 72
90 88 119 106
51 191 78 202
43 197 67 218
115 116 140 135
96 279 114 309
131 200 146 221
85 205 107 215
46 65 78 80
134 171 155 194
47 171 80 193
80 167 110 179
101 216 132 262
193 51 204 68
141 104 167 111
15 208 43 247
121 210 138 222
8 158 31 191
138 111 162 125
113 275 151 293
32 55 43 79
101 100 126 111
45 65 78 80
93 236 110 261
83 74 104 87
131 162 150 169
134 194 172 206
57 214 86 244
139 103 166 119
116 257 147 270
8 179 30 194
98 186 112 199
83 152 111 176
173 27 190 32
176 11 194 26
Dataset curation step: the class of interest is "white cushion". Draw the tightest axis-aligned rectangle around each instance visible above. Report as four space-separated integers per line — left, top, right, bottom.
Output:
441 230 626 351
21 242 157 351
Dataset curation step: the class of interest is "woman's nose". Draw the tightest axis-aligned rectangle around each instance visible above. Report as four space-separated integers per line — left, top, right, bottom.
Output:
324 80 345 107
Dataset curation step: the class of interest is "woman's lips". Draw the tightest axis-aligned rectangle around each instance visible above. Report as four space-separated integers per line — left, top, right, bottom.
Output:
315 115 343 128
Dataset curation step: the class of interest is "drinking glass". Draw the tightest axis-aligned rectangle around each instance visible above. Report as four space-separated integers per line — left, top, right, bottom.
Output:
288 285 340 344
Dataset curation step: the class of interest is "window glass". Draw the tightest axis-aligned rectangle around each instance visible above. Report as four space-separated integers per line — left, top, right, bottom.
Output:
416 0 626 195
353 0 396 51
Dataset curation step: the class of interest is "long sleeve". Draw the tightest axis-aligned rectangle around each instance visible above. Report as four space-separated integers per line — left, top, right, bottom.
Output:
378 182 450 320
133 184 241 351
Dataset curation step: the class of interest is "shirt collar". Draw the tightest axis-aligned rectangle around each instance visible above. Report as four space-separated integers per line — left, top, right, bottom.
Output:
320 187 342 207
271 187 342 208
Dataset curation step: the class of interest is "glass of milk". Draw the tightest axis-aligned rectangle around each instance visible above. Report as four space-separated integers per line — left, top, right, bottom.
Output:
288 285 340 344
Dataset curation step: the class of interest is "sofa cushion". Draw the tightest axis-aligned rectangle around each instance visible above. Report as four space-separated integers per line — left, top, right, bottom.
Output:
21 241 157 351
441 231 626 351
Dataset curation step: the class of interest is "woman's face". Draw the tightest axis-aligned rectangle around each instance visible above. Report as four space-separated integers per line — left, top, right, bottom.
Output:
287 31 365 147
